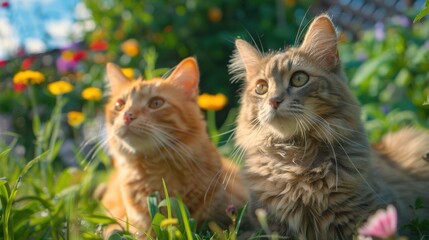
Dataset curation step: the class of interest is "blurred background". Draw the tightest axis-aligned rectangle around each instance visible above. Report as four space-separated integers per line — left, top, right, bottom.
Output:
0 0 428 159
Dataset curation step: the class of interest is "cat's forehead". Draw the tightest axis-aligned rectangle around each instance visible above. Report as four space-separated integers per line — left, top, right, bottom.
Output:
122 78 165 97
261 49 315 76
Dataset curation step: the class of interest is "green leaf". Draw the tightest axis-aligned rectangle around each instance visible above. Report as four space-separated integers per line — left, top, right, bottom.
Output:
235 203 248 235
147 192 159 220
151 213 166 238
415 197 424 209
107 232 123 240
161 179 172 219
394 69 412 87
414 0 429 23
82 214 116 225
177 195 194 240
351 51 396 88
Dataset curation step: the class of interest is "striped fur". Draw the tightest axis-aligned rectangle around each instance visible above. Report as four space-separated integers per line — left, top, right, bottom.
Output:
230 15 429 239
99 58 248 238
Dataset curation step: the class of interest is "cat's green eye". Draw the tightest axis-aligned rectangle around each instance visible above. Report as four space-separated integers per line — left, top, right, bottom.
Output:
290 71 310 87
148 97 165 109
115 99 125 111
255 80 268 95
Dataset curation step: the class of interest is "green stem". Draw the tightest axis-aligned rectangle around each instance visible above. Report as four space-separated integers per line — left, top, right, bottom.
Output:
47 95 63 162
207 110 219 145
28 85 41 135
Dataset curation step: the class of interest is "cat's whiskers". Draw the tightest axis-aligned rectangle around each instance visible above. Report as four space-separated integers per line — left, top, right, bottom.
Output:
294 7 312 47
146 125 193 170
229 118 261 166
298 113 339 190
146 124 206 173
81 133 115 169
151 122 200 137
299 110 385 199
204 167 225 204
225 120 264 189
146 132 173 170
301 108 369 149
153 127 198 166
293 116 308 164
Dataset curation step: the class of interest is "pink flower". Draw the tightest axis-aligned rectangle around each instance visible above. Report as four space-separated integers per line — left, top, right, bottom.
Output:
359 205 397 238
1 1 9 8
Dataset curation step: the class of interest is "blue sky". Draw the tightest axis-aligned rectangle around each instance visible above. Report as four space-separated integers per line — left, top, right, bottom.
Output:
0 0 93 60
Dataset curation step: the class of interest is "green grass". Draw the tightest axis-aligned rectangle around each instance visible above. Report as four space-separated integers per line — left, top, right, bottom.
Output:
0 116 250 240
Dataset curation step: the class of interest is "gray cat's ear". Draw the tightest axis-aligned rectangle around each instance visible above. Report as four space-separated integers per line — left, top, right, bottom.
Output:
300 15 339 70
229 39 262 82
167 57 200 99
106 62 131 90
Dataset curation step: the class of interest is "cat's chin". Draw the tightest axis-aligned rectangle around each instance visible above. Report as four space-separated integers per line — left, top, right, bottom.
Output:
267 117 298 139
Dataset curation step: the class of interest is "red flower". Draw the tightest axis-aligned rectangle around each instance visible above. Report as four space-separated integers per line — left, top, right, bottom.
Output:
72 50 86 61
1 1 9 8
21 57 34 69
89 41 108 51
13 83 27 92
0 60 6 67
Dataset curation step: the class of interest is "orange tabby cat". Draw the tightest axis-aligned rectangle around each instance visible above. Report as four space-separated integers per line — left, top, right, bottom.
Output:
230 15 429 239
99 57 248 238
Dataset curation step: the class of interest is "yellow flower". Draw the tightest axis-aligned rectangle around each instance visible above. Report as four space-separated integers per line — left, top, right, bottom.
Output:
67 111 85 127
82 87 102 101
198 93 228 111
121 68 134 79
160 218 179 228
48 80 74 95
13 70 45 85
61 50 75 60
121 39 139 57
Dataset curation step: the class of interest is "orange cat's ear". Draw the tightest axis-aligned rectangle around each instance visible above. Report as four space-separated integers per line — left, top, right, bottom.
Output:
106 62 131 90
166 57 199 99
230 39 262 82
300 14 339 70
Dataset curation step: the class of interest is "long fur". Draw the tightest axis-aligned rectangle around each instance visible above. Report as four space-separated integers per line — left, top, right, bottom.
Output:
230 15 429 239
99 58 248 238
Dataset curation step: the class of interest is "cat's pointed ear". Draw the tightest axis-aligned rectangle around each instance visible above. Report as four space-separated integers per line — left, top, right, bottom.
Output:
166 57 199 99
230 39 262 81
106 62 131 90
300 15 339 70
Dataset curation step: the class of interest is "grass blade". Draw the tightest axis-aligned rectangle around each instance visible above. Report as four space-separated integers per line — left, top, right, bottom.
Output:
177 195 193 240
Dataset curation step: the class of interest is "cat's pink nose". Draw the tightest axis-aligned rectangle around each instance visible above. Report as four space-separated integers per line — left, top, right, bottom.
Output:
123 112 136 125
269 97 284 109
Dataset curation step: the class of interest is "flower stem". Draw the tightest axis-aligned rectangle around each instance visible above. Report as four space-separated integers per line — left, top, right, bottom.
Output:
27 85 41 134
207 110 219 145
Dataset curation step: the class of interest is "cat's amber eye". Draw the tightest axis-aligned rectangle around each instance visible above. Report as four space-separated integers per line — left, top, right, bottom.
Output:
255 80 268 95
148 97 165 109
290 71 310 87
115 99 125 111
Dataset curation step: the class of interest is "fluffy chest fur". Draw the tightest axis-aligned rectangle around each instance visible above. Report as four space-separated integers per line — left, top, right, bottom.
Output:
243 140 382 239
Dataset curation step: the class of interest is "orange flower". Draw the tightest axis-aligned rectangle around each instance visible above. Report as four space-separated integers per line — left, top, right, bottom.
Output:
208 7 222 23
82 87 102 101
67 111 85 127
121 39 139 57
48 80 73 95
198 93 228 111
